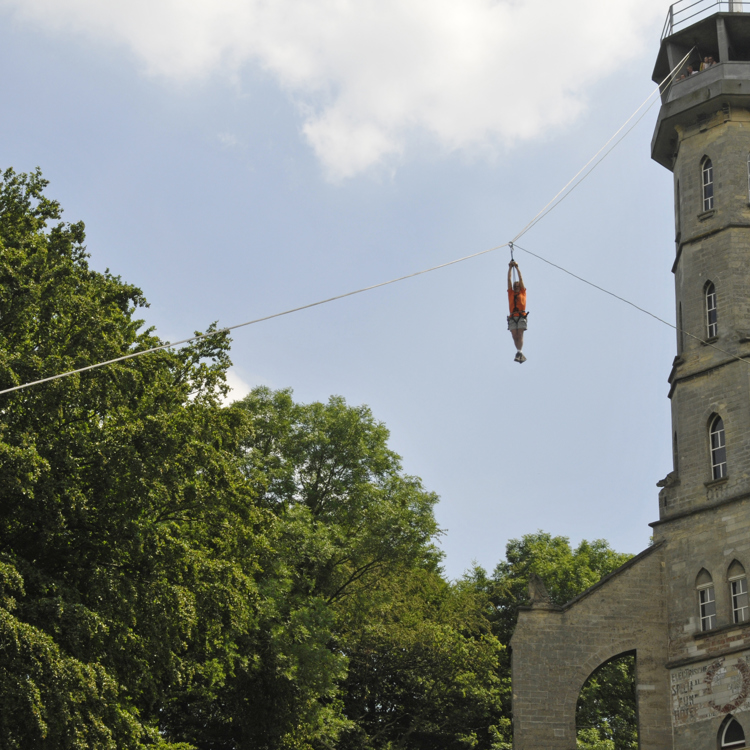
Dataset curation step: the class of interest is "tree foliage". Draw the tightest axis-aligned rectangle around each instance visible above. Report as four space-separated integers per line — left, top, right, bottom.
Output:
339 569 507 750
465 532 636 749
0 168 638 750
217 386 507 750
0 167 260 748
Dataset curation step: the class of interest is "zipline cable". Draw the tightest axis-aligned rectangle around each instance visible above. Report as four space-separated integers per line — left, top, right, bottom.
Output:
514 99 660 241
513 242 750 368
0 50 696 397
0 243 509 396
512 47 694 243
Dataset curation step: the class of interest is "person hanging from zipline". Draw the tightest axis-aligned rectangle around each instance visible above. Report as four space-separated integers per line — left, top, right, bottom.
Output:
507 258 528 364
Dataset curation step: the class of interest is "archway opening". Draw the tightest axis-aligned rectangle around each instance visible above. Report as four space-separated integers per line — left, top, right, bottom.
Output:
576 651 638 749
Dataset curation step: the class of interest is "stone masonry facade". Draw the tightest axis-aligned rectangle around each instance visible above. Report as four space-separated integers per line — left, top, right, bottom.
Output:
511 545 671 749
511 11 750 750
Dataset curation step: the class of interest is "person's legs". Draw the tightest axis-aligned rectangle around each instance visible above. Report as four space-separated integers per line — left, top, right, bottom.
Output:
511 329 524 351
507 316 527 363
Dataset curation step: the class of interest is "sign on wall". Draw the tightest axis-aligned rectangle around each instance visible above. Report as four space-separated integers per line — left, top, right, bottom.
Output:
671 652 750 726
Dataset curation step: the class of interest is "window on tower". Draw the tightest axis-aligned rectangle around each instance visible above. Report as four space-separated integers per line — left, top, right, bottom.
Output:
697 568 717 631
706 282 718 338
702 157 714 211
720 716 746 748
728 561 749 624
710 415 727 480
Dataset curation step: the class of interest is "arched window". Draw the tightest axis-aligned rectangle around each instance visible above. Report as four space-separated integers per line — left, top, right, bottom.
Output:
728 560 749 624
697 568 716 631
706 282 718 338
703 157 714 211
710 415 727 480
720 716 746 748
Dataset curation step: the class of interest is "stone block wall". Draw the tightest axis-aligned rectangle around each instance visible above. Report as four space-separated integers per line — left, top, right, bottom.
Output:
510 545 671 749
660 110 750 519
512 55 750 750
653 496 750 748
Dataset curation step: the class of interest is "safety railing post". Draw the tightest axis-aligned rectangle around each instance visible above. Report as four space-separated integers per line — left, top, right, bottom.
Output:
661 0 746 39
662 0 739 39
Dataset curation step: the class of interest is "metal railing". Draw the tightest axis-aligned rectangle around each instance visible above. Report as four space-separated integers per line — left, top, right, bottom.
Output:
662 0 747 39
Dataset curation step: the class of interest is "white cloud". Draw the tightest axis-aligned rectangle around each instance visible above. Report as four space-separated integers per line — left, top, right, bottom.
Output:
222 367 253 405
217 131 241 148
1 0 665 178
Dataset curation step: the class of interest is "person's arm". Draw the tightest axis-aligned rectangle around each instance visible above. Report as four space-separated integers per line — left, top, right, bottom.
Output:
516 266 525 289
508 263 515 291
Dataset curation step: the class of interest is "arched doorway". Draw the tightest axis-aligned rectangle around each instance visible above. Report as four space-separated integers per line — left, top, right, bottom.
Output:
576 651 638 749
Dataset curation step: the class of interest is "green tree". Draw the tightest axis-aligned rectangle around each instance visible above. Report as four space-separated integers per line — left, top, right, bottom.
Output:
575 656 637 750
0 166 497 749
173 385 505 750
465 532 635 749
224 386 445 749
0 167 638 750
0 167 264 749
339 568 508 750
575 728 615 750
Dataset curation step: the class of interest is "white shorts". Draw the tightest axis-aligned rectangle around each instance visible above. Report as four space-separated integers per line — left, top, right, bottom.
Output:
507 315 528 331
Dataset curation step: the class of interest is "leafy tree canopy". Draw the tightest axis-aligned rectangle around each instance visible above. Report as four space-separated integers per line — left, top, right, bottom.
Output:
213 386 508 750
465 532 636 749
0 167 261 749
0 168 639 750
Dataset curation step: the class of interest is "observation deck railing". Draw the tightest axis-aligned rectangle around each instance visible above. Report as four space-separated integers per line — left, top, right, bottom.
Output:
662 0 747 40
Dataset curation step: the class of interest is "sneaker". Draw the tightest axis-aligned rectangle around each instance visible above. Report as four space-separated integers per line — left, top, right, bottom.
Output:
514 352 527 364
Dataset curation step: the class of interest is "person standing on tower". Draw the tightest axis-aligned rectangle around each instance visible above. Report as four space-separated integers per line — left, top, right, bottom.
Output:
507 260 528 363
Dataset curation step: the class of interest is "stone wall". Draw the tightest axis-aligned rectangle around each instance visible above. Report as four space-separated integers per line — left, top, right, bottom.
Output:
511 50 750 750
653 496 750 748
662 109 750 519
510 544 671 749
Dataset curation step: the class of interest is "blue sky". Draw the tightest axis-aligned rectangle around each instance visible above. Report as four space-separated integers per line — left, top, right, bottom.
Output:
0 0 678 578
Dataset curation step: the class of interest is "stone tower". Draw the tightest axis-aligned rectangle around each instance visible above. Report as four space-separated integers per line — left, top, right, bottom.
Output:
511 4 750 749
